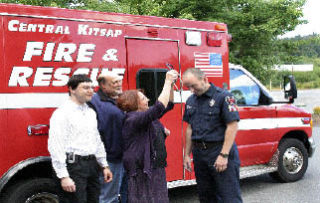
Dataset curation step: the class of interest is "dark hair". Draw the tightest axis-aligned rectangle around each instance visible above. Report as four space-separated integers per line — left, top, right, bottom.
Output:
117 90 140 112
67 74 92 90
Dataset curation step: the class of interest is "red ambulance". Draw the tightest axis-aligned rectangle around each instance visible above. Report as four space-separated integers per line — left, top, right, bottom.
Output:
0 3 315 202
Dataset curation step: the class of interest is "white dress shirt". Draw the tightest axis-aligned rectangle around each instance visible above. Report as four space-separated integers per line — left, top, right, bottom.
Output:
48 99 108 178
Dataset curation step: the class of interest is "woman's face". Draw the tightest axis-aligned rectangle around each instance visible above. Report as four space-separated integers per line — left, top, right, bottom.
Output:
137 91 149 111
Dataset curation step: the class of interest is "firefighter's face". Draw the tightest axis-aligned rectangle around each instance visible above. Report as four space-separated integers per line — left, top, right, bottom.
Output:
137 91 149 111
70 82 94 104
182 73 209 96
102 76 123 98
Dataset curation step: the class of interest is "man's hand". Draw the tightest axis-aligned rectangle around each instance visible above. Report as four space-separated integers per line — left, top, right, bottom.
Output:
214 155 228 172
103 167 113 183
61 177 76 192
183 155 192 172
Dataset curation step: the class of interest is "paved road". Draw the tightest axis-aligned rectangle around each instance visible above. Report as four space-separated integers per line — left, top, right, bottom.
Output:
169 89 320 203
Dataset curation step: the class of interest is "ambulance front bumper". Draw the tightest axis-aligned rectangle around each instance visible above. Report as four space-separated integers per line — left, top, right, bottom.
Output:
308 137 316 157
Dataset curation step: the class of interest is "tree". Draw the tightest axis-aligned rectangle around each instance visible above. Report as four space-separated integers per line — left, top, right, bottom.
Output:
155 0 306 83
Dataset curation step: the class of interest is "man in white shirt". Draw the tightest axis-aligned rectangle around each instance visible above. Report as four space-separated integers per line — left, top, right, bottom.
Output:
48 74 113 203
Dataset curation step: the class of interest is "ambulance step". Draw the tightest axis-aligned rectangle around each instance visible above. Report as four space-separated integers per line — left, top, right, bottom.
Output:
167 179 197 189
240 165 277 179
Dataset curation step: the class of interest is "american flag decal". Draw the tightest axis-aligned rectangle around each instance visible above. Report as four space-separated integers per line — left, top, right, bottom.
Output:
194 53 223 77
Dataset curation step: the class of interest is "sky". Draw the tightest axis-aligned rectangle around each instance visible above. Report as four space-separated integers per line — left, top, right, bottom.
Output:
280 0 320 38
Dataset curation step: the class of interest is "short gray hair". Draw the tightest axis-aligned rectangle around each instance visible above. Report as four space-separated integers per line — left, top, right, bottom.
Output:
183 68 205 80
97 72 121 86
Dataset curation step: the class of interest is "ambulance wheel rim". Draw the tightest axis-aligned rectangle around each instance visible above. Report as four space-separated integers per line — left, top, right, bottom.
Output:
282 146 303 174
25 192 58 203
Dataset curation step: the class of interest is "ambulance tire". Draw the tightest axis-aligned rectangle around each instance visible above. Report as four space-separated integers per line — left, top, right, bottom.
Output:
2 177 58 203
271 138 308 182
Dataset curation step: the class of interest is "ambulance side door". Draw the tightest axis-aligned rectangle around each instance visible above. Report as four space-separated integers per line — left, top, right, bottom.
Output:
125 38 184 182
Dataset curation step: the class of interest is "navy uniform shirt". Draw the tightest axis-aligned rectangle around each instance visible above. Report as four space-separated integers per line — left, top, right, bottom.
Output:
183 83 240 142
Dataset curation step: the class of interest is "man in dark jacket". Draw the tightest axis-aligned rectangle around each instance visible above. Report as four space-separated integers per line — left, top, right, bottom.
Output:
89 72 126 203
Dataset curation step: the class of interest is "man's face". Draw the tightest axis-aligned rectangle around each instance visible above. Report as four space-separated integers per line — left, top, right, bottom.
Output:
70 82 94 104
182 73 208 96
101 76 123 97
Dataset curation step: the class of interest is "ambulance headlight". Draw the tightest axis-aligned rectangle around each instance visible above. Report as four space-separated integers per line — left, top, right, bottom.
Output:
185 31 201 46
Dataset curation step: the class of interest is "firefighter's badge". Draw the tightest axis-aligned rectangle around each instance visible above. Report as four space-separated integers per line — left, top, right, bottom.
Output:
209 99 215 107
225 96 238 112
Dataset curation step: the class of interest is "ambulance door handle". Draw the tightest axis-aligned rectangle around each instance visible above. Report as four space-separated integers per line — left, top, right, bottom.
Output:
27 124 49 136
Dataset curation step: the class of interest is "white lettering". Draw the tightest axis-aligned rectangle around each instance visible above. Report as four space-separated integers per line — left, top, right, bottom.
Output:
23 42 44 61
43 43 56 61
115 30 122 37
100 29 106 36
78 24 88 35
8 20 19 31
54 43 77 62
8 67 126 87
77 44 96 62
55 26 64 34
45 25 54 33
90 68 99 86
106 29 113 37
77 24 122 38
8 66 33 86
19 23 27 32
64 26 70 34
38 24 46 32
8 20 70 35
52 67 71 86
102 49 118 61
33 67 53 86
27 24 37 32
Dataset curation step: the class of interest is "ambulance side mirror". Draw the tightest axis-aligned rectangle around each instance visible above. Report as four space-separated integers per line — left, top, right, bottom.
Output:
283 75 297 103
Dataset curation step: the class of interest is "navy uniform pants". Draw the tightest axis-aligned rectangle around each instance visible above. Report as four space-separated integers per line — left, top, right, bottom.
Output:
192 144 242 203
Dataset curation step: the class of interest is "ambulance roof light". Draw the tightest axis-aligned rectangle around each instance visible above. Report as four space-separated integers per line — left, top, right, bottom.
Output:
215 24 227 31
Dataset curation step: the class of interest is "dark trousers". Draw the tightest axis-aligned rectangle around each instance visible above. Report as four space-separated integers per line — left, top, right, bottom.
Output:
192 144 242 203
56 158 101 203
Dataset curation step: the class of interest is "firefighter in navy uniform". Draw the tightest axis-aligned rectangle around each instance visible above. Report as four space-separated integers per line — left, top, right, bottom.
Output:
182 68 242 203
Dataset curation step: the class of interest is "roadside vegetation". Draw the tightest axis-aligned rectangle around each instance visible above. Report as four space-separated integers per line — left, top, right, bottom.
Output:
269 34 320 89
313 106 320 124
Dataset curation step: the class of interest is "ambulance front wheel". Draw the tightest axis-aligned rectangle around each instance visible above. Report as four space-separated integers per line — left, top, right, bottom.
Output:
2 177 58 203
271 138 308 182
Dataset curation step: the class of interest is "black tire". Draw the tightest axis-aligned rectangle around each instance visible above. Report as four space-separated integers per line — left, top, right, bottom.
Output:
271 138 308 182
2 178 59 203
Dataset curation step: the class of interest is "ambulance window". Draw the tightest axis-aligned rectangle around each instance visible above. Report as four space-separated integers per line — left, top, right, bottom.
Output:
136 69 167 106
230 69 260 106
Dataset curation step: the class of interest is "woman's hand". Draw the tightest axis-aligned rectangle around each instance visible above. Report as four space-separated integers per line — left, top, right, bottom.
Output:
166 70 178 84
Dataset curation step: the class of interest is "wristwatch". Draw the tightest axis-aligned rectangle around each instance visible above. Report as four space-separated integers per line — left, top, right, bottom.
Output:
219 152 229 158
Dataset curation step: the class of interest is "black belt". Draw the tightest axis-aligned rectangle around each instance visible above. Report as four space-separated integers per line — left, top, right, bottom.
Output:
66 153 95 164
192 140 223 150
